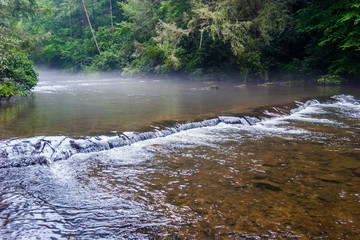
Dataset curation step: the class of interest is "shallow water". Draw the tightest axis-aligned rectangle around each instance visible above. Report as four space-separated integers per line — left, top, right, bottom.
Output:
0 71 360 239
0 70 358 139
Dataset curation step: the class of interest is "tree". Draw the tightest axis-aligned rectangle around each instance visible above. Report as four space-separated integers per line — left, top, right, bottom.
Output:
19 0 358 82
0 33 38 98
120 0 161 43
109 0 114 31
0 0 42 99
298 0 360 78
79 0 101 54
188 0 253 55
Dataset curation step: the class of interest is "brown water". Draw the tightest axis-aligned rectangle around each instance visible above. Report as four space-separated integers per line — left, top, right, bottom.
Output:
0 71 360 239
0 70 357 139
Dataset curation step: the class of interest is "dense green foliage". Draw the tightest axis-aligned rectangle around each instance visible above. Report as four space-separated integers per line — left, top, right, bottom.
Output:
1 0 359 87
0 33 38 98
0 0 42 99
298 0 360 78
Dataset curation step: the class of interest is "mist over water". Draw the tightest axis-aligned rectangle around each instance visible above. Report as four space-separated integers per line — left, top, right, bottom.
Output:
1 69 358 140
0 70 360 239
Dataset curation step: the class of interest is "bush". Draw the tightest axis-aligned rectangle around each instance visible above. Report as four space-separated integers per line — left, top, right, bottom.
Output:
0 78 18 99
0 34 38 99
317 74 344 85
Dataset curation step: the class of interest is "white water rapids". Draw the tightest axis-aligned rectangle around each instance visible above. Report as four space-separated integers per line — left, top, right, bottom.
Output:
0 95 359 239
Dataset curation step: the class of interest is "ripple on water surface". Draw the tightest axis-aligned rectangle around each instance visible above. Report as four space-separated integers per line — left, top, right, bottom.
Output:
0 95 360 239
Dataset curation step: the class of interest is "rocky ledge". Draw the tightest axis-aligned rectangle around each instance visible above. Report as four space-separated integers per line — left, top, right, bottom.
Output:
0 116 260 169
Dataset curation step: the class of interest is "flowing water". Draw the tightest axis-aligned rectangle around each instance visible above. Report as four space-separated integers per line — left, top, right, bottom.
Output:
0 71 360 239
1 70 357 140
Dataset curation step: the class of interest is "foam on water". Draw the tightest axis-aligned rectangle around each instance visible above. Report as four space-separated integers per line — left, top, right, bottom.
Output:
1 95 360 239
33 85 67 93
0 95 359 169
56 95 360 164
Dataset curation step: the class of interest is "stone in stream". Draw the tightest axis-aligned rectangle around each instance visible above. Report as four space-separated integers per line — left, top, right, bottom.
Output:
254 182 282 191
244 116 260 125
201 85 219 90
317 173 351 184
352 168 360 177
218 116 249 125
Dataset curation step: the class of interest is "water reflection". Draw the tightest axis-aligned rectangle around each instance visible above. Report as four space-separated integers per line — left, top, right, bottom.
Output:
1 70 359 140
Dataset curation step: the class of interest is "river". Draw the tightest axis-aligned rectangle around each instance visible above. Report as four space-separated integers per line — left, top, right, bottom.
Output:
0 70 359 239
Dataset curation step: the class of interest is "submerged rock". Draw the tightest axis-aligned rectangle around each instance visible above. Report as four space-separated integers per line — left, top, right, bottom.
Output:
244 116 260 125
218 116 249 125
352 168 360 177
254 182 282 191
0 116 255 169
201 85 219 90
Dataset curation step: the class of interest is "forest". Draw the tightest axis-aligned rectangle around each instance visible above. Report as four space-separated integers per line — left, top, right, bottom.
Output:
1 0 360 98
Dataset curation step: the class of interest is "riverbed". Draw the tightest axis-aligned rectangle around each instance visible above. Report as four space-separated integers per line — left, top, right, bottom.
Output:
0 71 359 239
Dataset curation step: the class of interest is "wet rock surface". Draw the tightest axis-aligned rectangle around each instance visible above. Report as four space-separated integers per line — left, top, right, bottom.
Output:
0 116 260 168
0 97 349 169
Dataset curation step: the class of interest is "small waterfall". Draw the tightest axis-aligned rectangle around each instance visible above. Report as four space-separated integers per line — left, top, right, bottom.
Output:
0 95 356 169
0 117 248 168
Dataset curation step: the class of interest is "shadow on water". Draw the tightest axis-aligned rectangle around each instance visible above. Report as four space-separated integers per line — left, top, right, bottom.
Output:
0 96 38 139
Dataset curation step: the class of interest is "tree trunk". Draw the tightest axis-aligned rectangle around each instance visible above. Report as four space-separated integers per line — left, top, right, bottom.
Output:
199 29 204 49
241 0 248 19
79 0 101 54
110 0 114 32
255 0 262 12
91 0 96 30
199 23 205 50
79 0 88 27
69 11 73 37
263 70 269 82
